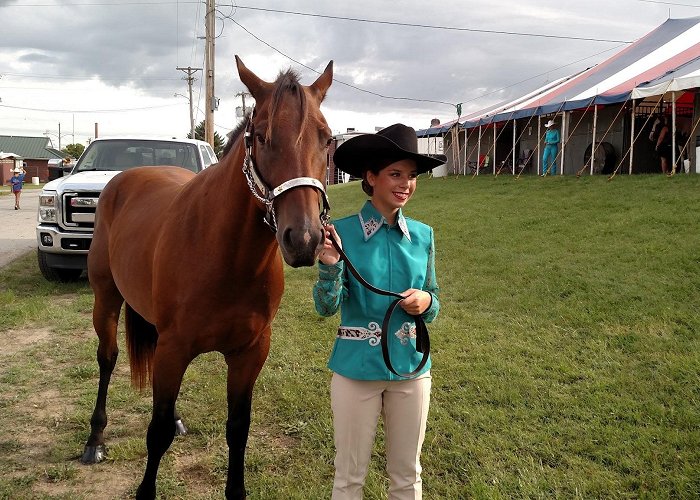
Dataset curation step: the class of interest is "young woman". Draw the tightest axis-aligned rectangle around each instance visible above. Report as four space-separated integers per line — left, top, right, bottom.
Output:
313 123 442 500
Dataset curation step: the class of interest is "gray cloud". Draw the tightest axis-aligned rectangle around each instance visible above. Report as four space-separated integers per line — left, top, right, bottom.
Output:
1 0 697 139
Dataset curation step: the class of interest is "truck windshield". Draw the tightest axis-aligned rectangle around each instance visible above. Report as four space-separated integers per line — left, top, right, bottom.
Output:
75 140 203 173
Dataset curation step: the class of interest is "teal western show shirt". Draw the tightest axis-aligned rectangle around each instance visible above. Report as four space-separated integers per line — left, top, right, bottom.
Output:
313 201 440 381
545 128 561 146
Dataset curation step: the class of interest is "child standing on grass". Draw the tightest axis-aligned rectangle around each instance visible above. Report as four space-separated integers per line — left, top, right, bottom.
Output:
313 123 443 500
10 164 26 210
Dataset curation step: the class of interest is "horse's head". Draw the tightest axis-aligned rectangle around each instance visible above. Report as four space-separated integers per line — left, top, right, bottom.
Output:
236 55 333 268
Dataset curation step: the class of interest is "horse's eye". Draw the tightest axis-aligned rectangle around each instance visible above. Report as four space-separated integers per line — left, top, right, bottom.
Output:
255 133 265 145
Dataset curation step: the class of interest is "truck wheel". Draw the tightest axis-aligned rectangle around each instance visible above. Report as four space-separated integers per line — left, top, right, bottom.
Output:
37 249 83 282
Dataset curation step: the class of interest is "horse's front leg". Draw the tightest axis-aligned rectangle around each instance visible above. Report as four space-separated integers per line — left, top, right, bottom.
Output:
224 329 271 500
135 345 190 500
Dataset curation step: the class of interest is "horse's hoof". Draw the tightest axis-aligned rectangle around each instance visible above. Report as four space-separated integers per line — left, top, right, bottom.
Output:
225 487 247 499
135 483 156 500
175 419 188 436
80 444 106 464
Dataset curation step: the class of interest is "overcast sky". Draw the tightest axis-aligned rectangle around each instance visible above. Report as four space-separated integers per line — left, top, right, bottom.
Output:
1 0 699 147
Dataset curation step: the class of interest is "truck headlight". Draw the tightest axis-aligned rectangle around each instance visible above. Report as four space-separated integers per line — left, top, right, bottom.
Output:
38 193 57 222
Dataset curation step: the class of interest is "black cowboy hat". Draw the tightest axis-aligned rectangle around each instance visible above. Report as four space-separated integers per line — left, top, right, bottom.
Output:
333 123 446 178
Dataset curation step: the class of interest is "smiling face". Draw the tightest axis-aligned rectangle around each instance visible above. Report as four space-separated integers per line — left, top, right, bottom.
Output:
365 158 418 224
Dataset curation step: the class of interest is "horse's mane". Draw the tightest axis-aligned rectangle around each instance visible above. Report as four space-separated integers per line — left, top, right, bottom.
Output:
221 69 307 159
222 116 248 158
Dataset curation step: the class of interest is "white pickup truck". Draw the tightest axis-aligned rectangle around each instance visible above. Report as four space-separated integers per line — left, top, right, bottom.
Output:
36 137 218 281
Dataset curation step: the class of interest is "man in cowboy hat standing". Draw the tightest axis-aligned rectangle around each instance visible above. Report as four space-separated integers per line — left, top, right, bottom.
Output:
542 119 560 176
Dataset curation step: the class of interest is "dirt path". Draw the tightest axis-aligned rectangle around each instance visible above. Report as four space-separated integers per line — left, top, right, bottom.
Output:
0 188 40 268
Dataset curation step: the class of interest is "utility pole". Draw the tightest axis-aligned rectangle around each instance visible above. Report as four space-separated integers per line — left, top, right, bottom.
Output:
58 122 62 150
235 91 251 120
176 66 202 140
205 0 216 147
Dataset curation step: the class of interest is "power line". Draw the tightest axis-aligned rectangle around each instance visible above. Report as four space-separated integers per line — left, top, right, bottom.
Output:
459 44 627 105
220 4 634 43
0 72 180 82
8 2 644 42
0 103 180 113
636 0 700 6
6 1 199 5
224 16 630 112
224 16 456 108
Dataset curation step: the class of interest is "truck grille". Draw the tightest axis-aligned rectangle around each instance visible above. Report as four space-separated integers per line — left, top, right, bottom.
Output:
62 191 100 229
61 238 92 251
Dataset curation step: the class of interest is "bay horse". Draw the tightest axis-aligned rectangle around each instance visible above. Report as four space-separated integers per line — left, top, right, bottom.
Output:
80 56 333 499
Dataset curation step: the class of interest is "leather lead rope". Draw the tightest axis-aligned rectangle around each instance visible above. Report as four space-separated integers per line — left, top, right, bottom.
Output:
326 232 430 378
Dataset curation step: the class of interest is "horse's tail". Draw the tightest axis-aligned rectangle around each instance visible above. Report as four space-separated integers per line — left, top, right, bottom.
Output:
124 303 158 390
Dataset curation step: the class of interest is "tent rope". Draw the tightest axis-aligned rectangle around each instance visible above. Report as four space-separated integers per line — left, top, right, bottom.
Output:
608 81 673 180
471 109 518 178
669 111 700 176
576 93 631 177
513 108 547 180
548 97 595 174
459 125 480 176
496 107 539 178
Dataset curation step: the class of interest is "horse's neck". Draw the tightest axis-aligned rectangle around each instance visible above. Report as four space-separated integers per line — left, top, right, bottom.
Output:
203 142 278 255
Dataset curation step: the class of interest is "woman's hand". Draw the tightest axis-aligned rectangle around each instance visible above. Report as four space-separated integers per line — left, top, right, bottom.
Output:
399 289 432 315
319 224 342 265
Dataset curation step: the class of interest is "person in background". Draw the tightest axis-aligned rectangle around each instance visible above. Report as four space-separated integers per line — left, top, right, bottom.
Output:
655 115 673 175
313 123 442 500
675 121 690 174
10 164 26 210
542 119 560 176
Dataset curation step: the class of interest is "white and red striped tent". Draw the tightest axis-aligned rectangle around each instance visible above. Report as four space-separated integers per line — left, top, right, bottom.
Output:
632 54 700 98
418 16 700 136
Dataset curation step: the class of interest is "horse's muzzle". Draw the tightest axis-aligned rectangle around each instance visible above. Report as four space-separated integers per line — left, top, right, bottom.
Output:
278 222 324 268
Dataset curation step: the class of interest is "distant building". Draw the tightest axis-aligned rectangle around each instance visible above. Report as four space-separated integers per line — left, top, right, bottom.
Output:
0 136 69 184
327 129 367 185
418 121 446 177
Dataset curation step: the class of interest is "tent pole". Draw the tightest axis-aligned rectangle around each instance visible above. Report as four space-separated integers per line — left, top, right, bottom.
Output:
465 126 481 175
672 92 677 173
455 126 461 176
493 123 497 175
537 116 542 175
462 127 467 176
477 125 482 176
590 104 598 176
512 119 517 175
560 111 569 175
629 100 635 175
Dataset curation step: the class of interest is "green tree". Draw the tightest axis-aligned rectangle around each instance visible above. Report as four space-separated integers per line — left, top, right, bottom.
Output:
187 121 225 158
62 143 85 159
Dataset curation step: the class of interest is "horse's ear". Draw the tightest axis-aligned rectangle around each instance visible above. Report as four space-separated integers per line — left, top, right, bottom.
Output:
310 60 333 102
236 55 270 99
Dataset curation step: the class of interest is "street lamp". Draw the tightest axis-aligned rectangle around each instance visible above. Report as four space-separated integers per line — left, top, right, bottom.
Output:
175 93 195 140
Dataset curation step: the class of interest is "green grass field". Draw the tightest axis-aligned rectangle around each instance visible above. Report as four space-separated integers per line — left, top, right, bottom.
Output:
0 174 698 499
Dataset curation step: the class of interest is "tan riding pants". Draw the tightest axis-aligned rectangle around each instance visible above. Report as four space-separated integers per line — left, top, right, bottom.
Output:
330 372 432 500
